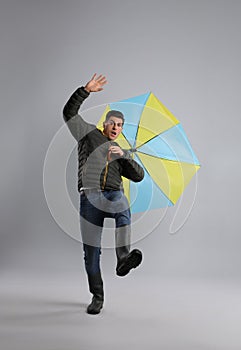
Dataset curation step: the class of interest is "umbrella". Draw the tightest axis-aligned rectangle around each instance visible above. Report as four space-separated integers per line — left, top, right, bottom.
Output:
97 92 200 214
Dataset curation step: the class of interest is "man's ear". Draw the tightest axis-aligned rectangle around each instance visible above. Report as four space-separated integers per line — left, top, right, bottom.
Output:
103 121 107 134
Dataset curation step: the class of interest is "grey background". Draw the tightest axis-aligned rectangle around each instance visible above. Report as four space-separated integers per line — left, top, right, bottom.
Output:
1 0 241 349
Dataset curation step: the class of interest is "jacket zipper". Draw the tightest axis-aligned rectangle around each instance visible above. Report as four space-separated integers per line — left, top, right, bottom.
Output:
101 148 111 190
102 160 109 190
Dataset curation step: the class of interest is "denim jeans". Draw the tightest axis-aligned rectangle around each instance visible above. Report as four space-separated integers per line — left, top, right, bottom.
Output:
80 190 131 275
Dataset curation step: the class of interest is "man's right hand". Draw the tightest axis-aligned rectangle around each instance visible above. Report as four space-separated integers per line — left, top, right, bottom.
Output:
84 73 107 93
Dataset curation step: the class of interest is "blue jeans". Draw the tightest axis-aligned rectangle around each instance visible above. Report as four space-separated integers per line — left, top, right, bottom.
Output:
80 190 131 275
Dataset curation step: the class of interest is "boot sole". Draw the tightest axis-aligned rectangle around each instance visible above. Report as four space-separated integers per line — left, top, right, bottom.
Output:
86 300 103 315
116 249 142 277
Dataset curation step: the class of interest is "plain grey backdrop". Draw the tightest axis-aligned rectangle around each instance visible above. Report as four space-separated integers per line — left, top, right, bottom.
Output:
1 0 241 349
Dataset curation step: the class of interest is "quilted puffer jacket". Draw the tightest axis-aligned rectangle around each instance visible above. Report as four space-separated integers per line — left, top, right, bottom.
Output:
63 86 144 192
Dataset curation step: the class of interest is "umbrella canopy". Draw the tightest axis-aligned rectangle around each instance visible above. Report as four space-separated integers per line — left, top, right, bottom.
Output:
97 92 200 214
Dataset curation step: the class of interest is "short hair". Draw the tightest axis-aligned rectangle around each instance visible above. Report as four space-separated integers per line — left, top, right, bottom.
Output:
105 110 125 124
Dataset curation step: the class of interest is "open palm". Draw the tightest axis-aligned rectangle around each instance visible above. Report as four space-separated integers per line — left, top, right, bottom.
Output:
84 73 107 93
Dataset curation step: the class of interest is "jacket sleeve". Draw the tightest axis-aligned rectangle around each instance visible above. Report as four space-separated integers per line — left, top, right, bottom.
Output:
119 150 144 182
63 86 95 141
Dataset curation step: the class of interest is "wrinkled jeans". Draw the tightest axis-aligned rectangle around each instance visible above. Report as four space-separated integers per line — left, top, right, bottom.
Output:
80 190 131 275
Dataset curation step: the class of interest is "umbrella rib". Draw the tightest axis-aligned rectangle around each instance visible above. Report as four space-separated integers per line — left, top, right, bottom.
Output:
120 131 134 150
136 140 200 166
137 151 175 161
135 122 182 151
134 153 174 205
135 132 162 151
133 103 149 149
137 151 201 168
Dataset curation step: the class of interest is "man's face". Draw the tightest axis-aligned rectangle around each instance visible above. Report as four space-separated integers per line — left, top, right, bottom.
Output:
103 116 123 140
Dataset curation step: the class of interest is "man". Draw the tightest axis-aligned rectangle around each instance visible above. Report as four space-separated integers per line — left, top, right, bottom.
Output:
63 74 144 315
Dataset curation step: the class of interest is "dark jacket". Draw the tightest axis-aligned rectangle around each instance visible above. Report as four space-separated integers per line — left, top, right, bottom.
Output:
63 86 144 192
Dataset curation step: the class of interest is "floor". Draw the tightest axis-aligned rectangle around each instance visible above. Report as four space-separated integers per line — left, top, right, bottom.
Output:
1 270 241 350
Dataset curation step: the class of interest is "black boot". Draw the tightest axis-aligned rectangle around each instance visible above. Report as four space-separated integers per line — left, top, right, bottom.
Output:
115 226 143 277
86 272 104 315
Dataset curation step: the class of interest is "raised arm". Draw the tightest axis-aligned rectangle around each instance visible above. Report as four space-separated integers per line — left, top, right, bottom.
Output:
63 74 107 141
